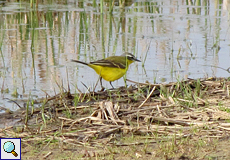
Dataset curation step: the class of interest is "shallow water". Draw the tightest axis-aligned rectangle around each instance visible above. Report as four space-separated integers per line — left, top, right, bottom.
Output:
0 0 230 111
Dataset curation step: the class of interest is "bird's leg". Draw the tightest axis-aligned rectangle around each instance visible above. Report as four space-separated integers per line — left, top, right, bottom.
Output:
109 81 114 89
100 77 105 91
100 77 103 87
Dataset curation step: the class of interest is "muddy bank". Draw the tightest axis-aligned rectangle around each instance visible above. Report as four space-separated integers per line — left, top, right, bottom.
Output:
1 78 230 159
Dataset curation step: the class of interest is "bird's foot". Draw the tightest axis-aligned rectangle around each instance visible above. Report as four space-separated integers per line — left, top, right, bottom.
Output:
100 86 105 92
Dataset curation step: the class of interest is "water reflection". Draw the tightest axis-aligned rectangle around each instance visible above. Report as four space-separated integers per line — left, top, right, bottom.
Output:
0 0 230 111
104 0 135 7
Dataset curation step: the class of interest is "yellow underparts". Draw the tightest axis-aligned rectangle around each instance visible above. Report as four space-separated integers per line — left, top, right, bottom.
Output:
88 60 134 82
88 65 127 82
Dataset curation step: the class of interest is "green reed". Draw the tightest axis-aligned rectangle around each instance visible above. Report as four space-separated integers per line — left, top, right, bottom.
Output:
0 24 5 69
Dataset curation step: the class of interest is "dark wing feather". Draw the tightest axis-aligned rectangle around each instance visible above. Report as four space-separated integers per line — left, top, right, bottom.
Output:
90 56 127 69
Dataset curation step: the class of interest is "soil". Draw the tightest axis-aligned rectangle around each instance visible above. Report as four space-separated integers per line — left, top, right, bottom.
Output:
1 78 230 159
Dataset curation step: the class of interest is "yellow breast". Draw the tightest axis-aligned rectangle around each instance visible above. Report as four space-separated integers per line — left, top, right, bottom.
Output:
88 65 127 82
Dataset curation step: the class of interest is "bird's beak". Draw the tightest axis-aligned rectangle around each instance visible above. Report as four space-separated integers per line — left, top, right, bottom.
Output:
134 58 141 62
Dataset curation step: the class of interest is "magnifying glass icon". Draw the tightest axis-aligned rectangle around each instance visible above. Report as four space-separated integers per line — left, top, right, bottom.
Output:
3 141 18 157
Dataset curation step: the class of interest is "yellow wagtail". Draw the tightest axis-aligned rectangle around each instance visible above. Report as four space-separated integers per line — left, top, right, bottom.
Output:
71 52 141 88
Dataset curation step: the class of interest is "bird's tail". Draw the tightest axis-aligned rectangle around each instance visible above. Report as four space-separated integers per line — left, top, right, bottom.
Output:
71 59 88 66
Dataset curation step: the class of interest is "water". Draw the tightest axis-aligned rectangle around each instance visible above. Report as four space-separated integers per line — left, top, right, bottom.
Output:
0 0 230 111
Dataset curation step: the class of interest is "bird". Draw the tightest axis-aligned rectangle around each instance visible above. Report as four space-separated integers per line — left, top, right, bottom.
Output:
71 52 141 89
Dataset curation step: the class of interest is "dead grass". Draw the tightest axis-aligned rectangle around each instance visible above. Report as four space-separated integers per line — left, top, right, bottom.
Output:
1 78 230 159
